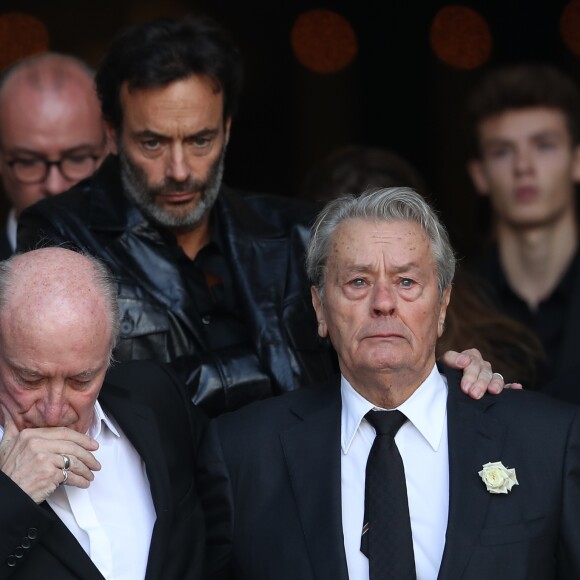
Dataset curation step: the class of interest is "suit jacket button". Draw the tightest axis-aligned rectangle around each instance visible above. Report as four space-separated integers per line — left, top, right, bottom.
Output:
6 555 16 567
14 548 23 558
21 538 31 549
27 528 37 540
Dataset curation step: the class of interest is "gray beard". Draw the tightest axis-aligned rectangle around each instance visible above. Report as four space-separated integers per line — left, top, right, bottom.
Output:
119 144 225 232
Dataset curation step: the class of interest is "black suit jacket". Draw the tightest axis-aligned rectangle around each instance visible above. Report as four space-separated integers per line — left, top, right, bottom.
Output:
0 360 207 579
197 368 580 579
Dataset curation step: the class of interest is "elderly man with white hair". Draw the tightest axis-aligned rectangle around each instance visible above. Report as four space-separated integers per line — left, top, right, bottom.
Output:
0 248 205 579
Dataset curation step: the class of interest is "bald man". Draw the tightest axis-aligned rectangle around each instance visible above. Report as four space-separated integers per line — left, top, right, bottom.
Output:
0 248 205 579
0 53 107 257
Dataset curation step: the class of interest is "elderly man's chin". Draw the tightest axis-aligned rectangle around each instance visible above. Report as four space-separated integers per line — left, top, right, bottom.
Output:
349 344 431 376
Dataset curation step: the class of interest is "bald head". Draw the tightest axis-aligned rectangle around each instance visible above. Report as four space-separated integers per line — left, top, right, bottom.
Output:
0 52 95 93
0 53 107 216
0 248 119 355
0 248 119 432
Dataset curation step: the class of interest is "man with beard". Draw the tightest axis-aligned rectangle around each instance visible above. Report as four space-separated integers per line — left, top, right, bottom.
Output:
18 16 505 416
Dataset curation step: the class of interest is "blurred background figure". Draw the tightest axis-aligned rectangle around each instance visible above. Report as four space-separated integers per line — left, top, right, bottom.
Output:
302 144 544 388
301 145 430 202
466 64 580 401
0 52 107 257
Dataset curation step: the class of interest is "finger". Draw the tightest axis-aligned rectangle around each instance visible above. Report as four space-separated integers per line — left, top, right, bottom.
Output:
29 426 99 452
440 350 470 369
59 446 101 475
455 350 491 395
62 465 97 489
51 442 101 474
463 371 493 399
485 373 505 395
505 382 523 390
7 430 101 473
0 404 19 439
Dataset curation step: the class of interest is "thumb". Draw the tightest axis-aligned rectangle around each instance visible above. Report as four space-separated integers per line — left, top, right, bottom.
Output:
0 404 18 439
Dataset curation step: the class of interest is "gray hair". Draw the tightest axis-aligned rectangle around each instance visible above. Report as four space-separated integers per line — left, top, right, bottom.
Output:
0 250 120 360
306 186 456 299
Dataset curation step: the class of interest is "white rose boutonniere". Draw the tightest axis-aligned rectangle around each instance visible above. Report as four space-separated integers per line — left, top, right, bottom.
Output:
478 461 519 494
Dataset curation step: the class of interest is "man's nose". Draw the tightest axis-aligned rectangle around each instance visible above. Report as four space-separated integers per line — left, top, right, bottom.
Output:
166 146 190 182
43 164 72 196
39 388 67 426
371 283 396 316
514 148 534 175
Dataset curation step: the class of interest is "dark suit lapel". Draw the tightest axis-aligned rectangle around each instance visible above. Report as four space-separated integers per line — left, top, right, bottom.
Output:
438 372 508 579
99 389 172 580
39 502 105 579
279 389 349 580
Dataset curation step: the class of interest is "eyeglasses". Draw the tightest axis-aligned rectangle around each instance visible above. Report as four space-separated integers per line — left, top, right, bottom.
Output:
6 154 101 184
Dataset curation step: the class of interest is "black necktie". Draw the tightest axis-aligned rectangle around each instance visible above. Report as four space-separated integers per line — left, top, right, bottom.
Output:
361 409 416 579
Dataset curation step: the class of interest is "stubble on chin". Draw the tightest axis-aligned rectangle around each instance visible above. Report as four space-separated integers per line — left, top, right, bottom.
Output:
118 145 226 231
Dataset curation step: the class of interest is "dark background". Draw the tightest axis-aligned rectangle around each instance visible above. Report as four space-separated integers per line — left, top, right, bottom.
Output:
1 0 579 257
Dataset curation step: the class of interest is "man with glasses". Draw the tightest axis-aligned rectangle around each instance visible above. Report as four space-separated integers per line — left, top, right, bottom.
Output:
0 52 107 257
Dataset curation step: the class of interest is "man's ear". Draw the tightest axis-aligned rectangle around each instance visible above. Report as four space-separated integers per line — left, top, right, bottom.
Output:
437 286 452 338
311 286 328 338
571 144 580 183
105 122 118 155
467 159 490 197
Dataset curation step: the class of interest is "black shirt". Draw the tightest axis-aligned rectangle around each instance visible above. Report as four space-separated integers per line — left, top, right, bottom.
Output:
174 213 252 353
473 244 580 389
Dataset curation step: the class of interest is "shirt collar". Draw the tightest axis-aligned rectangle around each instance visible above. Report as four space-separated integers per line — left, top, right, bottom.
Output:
87 400 121 439
341 364 448 454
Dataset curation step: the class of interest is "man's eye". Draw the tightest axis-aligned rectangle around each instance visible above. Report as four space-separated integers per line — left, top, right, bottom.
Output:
14 158 42 168
350 278 366 287
71 380 91 390
186 136 212 149
20 378 42 388
142 139 161 151
537 140 556 151
66 154 92 165
400 278 414 288
489 147 510 159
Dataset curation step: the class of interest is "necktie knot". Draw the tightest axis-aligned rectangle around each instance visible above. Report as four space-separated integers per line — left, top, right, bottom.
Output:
365 409 407 437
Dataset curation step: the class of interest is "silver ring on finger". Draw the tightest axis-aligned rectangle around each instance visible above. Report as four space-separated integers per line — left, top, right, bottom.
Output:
492 372 504 382
60 469 68 486
61 454 71 471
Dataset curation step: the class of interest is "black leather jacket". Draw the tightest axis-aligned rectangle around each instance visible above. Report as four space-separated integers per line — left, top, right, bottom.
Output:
18 156 338 415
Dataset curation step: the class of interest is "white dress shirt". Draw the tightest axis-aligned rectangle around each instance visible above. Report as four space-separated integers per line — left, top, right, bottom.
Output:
341 364 449 580
1 402 157 580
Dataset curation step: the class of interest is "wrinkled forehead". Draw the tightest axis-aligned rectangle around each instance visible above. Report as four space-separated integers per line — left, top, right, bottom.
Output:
327 218 432 262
